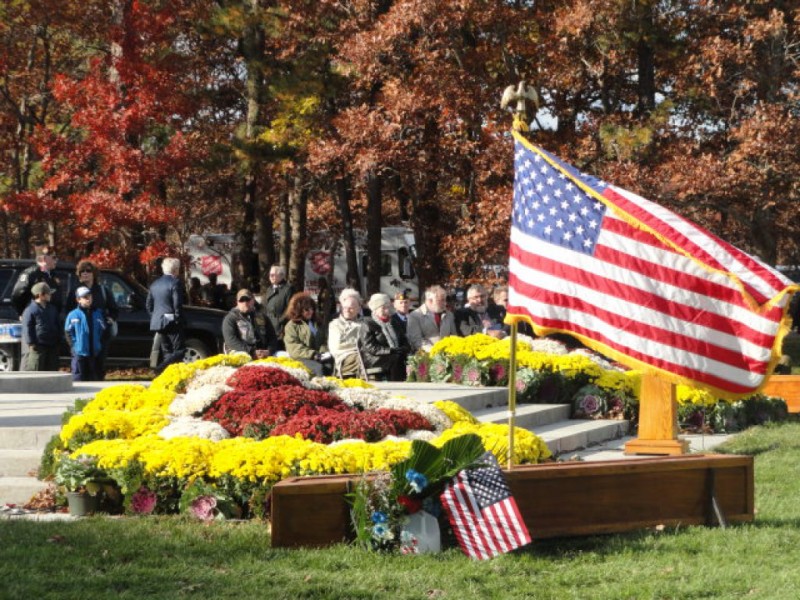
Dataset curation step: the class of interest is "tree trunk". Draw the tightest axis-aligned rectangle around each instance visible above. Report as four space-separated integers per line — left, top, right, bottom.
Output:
365 171 382 297
335 177 360 293
288 172 308 291
238 0 267 290
255 197 275 294
279 190 291 268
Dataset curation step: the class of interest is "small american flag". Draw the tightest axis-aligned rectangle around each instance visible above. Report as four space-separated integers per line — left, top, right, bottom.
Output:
508 131 798 399
440 452 531 560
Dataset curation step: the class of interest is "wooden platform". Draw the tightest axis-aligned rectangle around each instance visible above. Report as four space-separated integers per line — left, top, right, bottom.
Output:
761 375 800 412
270 454 753 548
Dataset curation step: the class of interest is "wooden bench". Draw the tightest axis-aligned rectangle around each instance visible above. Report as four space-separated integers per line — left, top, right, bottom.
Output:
270 454 753 548
761 375 800 412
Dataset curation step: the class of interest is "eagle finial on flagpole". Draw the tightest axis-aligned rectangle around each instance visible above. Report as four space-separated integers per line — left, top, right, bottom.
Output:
500 80 539 132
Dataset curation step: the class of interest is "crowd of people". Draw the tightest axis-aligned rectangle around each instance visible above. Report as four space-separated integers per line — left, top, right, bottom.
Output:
12 249 514 384
215 270 514 383
12 247 119 381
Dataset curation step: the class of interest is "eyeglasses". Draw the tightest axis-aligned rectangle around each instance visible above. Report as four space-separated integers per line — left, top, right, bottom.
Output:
238 296 251 303
79 269 93 274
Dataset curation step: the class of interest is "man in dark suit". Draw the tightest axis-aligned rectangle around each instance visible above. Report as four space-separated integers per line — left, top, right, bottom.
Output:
455 284 506 339
390 290 411 332
146 257 186 374
264 264 294 343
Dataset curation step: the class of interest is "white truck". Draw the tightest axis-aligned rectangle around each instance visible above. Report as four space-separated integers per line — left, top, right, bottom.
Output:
186 226 420 304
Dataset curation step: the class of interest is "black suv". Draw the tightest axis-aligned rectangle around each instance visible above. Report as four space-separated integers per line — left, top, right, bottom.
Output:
0 259 227 371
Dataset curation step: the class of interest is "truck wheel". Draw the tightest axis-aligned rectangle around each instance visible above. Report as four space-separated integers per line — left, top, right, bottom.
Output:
183 337 212 363
0 344 19 372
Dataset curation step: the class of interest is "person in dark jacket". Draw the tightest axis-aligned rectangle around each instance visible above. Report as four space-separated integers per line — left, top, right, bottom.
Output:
146 257 186 374
64 286 106 381
11 247 62 316
21 282 61 371
264 265 294 341
222 288 278 359
67 260 119 379
12 246 63 371
455 284 506 339
359 293 409 381
390 290 412 342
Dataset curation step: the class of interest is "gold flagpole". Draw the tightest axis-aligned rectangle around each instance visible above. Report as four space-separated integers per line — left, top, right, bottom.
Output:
507 321 518 470
500 80 538 470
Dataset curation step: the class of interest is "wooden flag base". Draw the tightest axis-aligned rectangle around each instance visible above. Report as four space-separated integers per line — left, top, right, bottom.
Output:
625 373 689 456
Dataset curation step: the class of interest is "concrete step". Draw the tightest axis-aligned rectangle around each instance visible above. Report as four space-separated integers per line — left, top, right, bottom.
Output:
472 403 571 430
0 426 60 451
0 476 50 506
532 418 630 456
0 449 43 477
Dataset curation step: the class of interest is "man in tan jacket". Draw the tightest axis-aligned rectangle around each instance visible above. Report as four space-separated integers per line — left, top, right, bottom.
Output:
407 285 456 352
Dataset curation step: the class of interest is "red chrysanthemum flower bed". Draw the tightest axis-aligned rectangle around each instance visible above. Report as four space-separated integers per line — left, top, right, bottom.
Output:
225 365 302 391
202 386 344 437
272 407 433 444
201 380 434 443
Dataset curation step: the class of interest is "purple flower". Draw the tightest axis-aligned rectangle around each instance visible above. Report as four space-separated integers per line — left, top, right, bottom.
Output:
580 395 600 415
464 367 481 384
417 363 428 380
489 363 507 383
452 363 464 382
190 495 218 521
131 487 157 515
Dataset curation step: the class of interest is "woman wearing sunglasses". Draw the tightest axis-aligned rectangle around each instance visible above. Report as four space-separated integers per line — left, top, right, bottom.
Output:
67 260 119 379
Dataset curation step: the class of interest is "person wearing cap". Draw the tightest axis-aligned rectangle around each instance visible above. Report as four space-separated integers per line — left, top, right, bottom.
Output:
328 289 365 379
12 246 62 370
64 287 106 380
11 246 62 316
359 293 410 381
146 257 186 374
391 290 412 339
21 282 61 371
67 260 119 379
455 283 506 339
222 289 278 359
407 284 457 353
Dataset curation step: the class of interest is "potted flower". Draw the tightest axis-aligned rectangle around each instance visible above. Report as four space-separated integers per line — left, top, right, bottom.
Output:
54 454 108 516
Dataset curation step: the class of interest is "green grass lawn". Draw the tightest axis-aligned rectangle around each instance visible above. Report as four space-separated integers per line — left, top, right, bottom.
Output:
3 424 800 599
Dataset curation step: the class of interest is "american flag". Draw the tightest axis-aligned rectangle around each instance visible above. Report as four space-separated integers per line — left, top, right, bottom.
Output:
508 131 798 398
440 452 531 560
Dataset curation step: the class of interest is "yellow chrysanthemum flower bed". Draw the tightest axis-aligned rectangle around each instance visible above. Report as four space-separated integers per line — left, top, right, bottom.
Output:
58 355 550 511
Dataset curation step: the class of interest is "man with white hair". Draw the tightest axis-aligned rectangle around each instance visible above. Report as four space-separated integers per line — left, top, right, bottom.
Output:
407 284 456 352
146 257 186 374
455 283 506 339
328 289 365 378
264 264 294 340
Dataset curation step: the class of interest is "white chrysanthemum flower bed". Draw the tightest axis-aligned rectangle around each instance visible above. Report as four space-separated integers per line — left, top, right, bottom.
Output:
158 359 455 444
159 416 230 441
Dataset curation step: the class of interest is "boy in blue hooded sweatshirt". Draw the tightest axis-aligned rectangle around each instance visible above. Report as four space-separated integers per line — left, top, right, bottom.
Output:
64 286 106 381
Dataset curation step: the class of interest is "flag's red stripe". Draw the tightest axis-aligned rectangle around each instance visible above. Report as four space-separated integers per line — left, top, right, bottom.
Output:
483 505 512 553
511 271 771 372
510 242 778 353
501 498 532 545
442 479 486 559
487 500 528 549
506 298 758 394
604 187 786 301
447 478 495 559
599 217 787 313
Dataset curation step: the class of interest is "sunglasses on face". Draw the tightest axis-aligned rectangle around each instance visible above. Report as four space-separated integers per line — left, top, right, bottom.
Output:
238 296 251 303
79 269 93 274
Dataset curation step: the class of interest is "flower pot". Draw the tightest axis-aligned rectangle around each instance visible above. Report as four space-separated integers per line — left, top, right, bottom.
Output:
66 491 99 517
